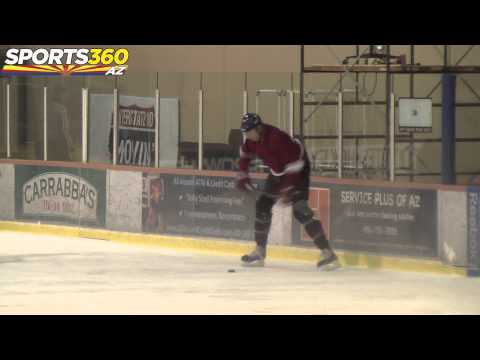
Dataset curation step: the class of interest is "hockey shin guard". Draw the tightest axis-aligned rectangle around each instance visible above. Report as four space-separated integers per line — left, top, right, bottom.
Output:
293 200 330 250
254 196 274 248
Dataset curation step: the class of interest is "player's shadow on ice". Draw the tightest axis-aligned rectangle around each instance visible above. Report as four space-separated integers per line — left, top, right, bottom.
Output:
0 252 104 264
0 256 25 264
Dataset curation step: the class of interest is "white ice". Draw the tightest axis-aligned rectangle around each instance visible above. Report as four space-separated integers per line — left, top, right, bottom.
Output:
1 231 479 315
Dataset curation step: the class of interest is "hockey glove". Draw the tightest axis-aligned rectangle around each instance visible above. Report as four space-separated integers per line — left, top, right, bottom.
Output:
236 173 254 192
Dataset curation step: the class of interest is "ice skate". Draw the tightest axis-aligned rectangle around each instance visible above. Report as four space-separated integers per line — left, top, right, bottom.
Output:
317 248 341 271
241 246 266 267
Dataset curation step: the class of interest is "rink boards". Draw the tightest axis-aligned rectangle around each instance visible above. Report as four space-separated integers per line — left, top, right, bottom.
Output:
0 160 479 275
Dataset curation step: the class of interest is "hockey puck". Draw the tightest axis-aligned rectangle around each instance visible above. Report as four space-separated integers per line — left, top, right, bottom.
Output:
228 269 236 273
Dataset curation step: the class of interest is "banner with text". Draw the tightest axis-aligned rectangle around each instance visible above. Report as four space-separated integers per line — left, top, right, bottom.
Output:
88 94 179 167
467 188 480 268
306 182 438 258
142 173 264 240
15 165 106 227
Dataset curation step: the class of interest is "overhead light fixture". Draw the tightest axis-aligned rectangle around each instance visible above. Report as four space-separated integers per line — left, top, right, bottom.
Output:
342 45 403 65
370 45 386 56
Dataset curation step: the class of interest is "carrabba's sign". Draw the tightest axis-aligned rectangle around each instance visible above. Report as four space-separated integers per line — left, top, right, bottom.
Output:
15 166 106 227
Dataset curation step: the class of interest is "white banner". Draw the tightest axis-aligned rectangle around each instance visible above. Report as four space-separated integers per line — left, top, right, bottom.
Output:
0 164 15 220
159 98 179 168
88 94 179 167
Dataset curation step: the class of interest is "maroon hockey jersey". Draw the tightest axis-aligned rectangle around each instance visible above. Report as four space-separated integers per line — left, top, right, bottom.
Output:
238 124 306 193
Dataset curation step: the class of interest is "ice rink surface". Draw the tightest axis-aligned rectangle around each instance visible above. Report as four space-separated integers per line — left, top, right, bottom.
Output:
1 231 479 315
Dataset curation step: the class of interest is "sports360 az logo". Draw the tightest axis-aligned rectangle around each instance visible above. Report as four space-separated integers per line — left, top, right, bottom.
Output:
2 48 129 76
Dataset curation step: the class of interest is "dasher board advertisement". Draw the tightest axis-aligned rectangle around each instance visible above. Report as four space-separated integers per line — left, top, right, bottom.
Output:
15 165 106 227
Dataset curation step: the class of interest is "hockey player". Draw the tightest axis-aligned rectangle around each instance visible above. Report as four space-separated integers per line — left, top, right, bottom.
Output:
235 113 340 270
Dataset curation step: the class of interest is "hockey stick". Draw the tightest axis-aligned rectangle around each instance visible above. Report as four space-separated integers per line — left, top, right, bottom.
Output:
253 189 278 199
248 186 279 199
248 187 296 207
